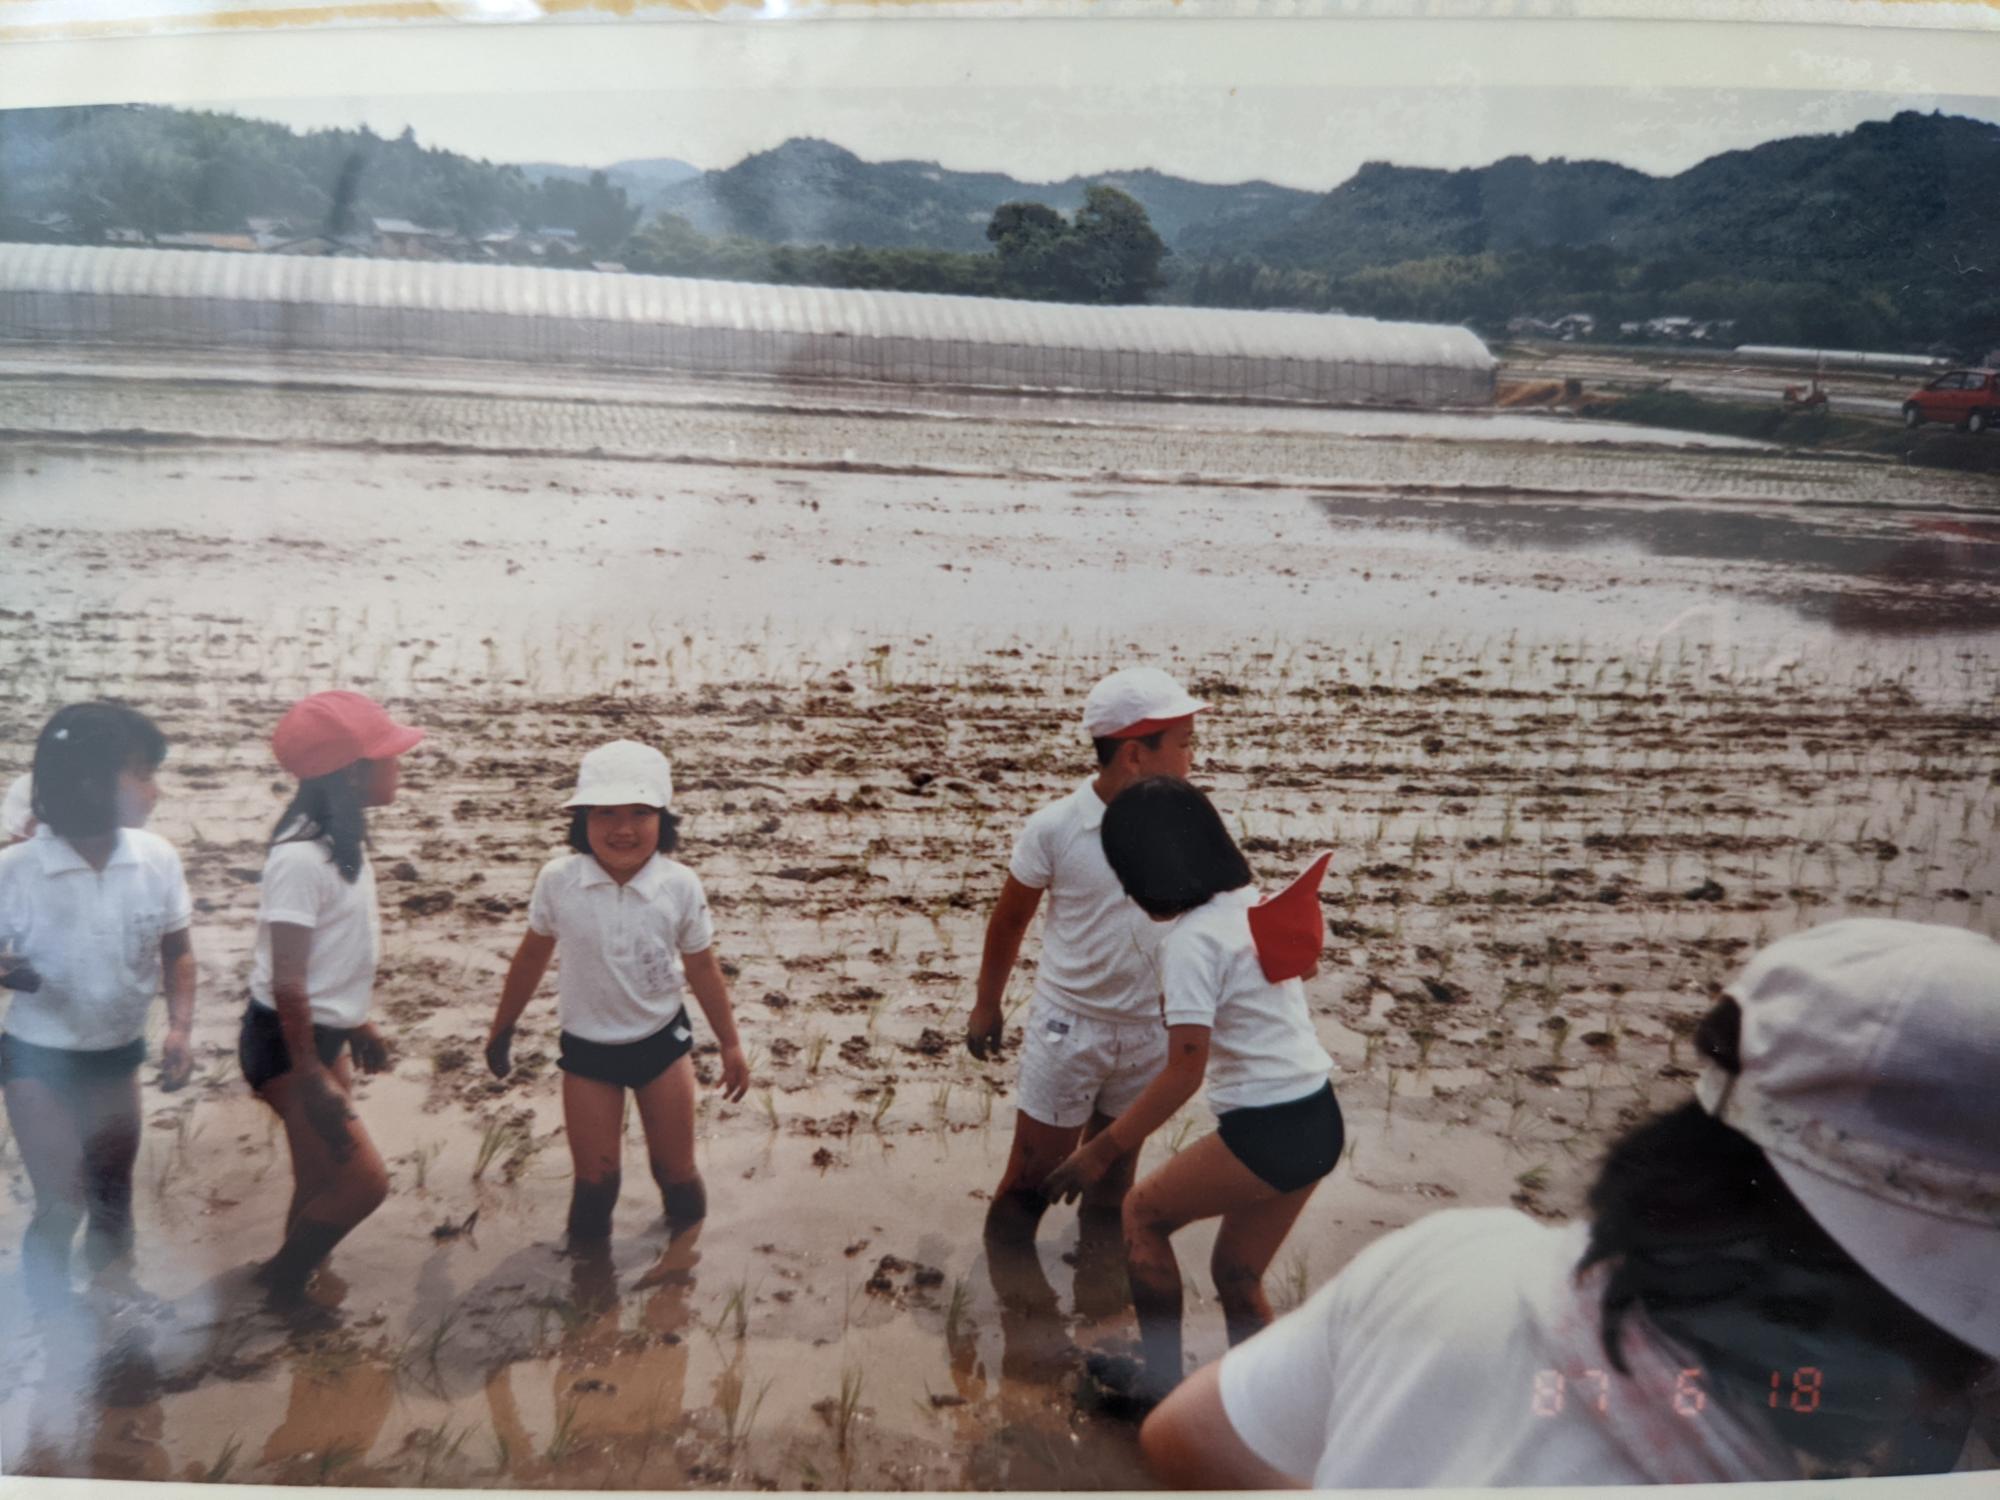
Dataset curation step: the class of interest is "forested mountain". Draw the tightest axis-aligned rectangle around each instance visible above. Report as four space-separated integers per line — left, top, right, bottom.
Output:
3 103 1997 349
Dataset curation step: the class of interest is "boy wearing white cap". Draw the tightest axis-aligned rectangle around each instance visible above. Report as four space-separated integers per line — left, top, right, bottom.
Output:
1141 918 2000 1487
967 666 1208 1243
486 740 750 1243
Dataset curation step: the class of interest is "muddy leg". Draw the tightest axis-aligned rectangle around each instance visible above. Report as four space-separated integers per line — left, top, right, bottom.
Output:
6 1076 87 1302
81 1072 142 1274
984 1111 1084 1244
561 1070 626 1244
631 1055 704 1228
1210 1184 1317 1347
253 1063 389 1299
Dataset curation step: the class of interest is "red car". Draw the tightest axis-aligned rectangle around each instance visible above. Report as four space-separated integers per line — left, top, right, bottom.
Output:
1902 368 2000 432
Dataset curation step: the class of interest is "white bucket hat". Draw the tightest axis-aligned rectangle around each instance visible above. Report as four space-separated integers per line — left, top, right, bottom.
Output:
563 740 674 810
1081 666 1208 740
1696 918 2000 1360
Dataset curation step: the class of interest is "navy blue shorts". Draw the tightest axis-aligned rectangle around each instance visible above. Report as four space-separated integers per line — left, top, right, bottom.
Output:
238 1000 351 1091
1216 1079 1344 1193
0 1032 146 1089
558 1012 694 1089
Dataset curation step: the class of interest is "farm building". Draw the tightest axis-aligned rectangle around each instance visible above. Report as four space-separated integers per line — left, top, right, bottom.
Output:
0 243 1496 408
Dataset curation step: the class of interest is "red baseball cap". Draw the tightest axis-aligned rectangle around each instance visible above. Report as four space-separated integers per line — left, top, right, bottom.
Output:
1248 850 1335 984
272 691 425 780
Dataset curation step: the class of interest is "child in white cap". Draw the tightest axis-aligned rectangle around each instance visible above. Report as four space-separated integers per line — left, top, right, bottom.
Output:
486 740 749 1243
966 665 1207 1247
1140 918 2000 1486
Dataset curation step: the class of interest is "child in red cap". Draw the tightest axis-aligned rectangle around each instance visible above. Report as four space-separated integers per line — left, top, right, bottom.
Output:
484 740 749 1245
240 690 423 1302
1045 775 1342 1415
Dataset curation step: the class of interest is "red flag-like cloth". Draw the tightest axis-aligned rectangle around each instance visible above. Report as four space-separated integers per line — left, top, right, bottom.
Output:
1247 850 1334 984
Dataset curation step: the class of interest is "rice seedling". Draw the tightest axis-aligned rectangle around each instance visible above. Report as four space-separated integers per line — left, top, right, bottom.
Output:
717 1364 774 1453
1515 1163 1551 1193
710 1280 754 1342
471 1119 523 1181
944 1277 972 1345
834 1364 866 1455
805 1031 829 1075
759 1090 781 1131
869 1084 897 1130
201 1435 243 1483
544 1397 584 1465
313 1439 363 1484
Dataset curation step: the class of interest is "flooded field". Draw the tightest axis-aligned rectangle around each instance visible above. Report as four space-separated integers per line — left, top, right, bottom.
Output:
0 365 1997 1488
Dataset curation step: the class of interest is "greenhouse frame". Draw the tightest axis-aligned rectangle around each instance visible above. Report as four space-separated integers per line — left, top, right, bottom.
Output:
0 243 1497 407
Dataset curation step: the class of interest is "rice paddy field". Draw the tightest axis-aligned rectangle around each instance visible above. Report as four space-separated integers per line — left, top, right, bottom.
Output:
0 352 1996 1487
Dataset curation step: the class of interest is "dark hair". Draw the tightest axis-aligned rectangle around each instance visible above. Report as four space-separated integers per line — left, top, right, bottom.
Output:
272 766 369 884
30 702 167 839
1099 776 1251 919
567 805 680 858
1581 1001 1991 1469
1092 726 1167 769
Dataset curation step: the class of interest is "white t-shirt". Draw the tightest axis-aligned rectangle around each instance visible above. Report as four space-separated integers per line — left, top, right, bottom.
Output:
527 852 715 1045
250 833 381 1030
1219 1208 1811 1488
1161 886 1332 1112
1008 780 1164 1025
0 828 192 1051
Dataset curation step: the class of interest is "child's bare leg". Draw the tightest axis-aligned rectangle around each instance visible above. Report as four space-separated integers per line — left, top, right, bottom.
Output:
1120 1134 1286 1398
5 1077 87 1300
254 1067 389 1297
632 1055 703 1227
1210 1184 1317 1346
81 1071 143 1273
984 1112 1084 1244
561 1071 626 1243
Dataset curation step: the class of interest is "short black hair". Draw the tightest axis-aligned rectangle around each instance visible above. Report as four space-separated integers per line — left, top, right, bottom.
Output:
1580 1066 1991 1469
567 805 681 857
31 701 167 839
1098 776 1251 918
1093 726 1167 769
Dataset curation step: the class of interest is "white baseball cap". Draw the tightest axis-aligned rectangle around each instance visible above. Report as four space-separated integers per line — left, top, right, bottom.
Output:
1697 918 2000 1360
563 740 674 809
1081 666 1208 740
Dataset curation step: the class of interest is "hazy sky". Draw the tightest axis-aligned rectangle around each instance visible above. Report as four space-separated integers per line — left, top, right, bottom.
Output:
19 11 1995 191
213 84 2000 189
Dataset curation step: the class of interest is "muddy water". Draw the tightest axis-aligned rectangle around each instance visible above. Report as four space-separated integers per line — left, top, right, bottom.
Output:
0 367 1996 1488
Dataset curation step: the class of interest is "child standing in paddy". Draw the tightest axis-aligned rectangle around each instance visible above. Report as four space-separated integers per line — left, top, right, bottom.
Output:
241 691 424 1302
485 740 749 1243
1046 776 1344 1413
966 667 1209 1242
0 703 195 1299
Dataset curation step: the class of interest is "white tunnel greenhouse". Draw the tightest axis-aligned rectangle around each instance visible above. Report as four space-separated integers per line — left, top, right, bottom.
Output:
0 243 1496 406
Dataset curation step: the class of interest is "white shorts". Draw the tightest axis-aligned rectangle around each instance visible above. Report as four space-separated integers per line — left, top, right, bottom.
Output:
1016 1000 1169 1130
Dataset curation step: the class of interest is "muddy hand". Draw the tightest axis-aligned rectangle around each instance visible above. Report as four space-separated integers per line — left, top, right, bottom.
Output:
300 1071 358 1165
485 1026 514 1079
349 1024 390 1074
966 1004 1004 1061
1042 1147 1105 1205
718 1043 750 1102
159 1030 194 1092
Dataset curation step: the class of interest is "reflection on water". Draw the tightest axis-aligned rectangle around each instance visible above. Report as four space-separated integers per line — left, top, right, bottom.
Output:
1313 495 2000 636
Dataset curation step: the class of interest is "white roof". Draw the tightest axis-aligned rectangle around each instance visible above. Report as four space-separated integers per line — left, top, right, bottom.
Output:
0 242 1495 371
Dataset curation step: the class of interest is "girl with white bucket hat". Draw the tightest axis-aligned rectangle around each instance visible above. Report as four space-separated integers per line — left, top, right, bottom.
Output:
485 740 749 1244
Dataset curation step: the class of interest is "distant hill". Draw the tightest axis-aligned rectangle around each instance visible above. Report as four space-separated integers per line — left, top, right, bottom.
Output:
651 137 1318 253
522 156 702 214
2 104 1996 350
